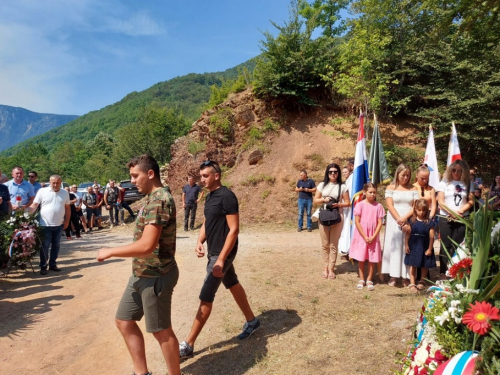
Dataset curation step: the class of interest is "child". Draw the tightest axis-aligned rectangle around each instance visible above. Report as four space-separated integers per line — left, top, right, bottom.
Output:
404 199 436 293
350 183 385 291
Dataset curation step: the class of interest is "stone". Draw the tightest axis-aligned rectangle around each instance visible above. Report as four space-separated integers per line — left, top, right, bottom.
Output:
248 149 263 165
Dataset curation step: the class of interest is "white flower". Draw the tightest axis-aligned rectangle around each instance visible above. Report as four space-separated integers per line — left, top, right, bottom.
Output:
455 283 465 292
435 311 449 326
429 361 438 371
454 316 462 324
450 300 461 307
34 220 39 225
24 212 29 219
414 345 429 366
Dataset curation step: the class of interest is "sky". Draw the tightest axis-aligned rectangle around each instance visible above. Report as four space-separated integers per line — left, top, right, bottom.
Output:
0 0 293 116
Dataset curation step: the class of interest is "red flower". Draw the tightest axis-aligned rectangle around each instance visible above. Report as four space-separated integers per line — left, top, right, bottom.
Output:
462 301 500 335
448 258 473 279
433 350 447 362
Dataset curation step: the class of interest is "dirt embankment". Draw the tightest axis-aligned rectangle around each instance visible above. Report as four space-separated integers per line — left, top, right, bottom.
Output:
167 89 421 227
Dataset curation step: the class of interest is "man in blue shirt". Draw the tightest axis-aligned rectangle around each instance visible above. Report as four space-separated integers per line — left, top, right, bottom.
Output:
295 170 316 232
28 170 43 195
181 176 204 231
4 166 35 211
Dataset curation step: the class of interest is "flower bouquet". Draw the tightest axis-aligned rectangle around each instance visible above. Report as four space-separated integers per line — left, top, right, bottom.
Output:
398 203 500 375
0 210 43 273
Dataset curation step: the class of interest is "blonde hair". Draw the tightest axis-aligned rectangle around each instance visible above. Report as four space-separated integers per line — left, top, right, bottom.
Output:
393 163 412 188
442 160 470 185
415 165 430 186
411 199 430 224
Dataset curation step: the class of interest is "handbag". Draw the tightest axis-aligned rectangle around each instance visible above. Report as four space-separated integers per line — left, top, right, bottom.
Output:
319 183 342 226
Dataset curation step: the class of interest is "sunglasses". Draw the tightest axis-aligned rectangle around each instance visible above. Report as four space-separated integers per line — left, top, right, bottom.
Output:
452 168 463 173
28 175 36 178
200 160 221 174
328 170 339 175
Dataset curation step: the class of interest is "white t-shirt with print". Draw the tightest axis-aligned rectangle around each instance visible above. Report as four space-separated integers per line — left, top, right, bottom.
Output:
437 180 473 216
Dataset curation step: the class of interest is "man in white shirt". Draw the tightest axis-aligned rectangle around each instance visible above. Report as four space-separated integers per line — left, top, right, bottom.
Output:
29 175 70 275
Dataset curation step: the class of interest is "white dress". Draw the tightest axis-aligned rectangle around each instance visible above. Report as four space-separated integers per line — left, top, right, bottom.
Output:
381 189 418 278
338 174 353 255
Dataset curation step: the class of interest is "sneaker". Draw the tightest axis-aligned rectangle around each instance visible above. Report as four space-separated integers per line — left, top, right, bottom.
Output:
297 228 302 232
179 340 194 359
237 318 260 340
307 228 312 232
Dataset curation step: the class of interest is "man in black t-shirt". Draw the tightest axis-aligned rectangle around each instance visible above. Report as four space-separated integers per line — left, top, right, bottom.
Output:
179 161 260 360
295 170 316 232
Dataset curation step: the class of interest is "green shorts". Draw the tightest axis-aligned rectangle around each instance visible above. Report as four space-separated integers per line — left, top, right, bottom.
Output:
115 265 179 333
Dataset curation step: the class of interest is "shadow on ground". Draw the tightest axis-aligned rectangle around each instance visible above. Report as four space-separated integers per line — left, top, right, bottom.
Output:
181 309 301 375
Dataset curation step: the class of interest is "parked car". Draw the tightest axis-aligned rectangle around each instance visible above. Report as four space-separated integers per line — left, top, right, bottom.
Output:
120 180 144 204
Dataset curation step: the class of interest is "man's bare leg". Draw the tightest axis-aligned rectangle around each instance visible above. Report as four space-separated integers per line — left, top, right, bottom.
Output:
115 319 149 375
185 301 212 347
229 283 255 321
153 327 181 375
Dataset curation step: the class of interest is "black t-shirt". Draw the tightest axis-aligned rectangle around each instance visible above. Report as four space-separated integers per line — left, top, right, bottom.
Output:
204 186 238 256
183 184 202 205
69 192 77 213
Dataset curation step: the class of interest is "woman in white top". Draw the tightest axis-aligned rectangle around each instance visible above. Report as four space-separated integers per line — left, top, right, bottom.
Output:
382 164 418 287
313 163 350 280
437 160 474 279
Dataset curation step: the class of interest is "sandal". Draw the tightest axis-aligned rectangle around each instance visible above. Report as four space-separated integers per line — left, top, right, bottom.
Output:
403 279 410 288
417 281 426 291
388 278 397 287
321 270 328 279
366 281 375 291
408 284 419 294
328 271 336 280
357 280 365 290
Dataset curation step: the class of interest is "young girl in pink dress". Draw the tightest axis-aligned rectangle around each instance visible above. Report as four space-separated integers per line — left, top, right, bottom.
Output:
350 183 386 291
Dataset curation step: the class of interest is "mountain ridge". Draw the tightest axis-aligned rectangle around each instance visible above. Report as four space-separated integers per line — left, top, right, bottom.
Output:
0 105 78 152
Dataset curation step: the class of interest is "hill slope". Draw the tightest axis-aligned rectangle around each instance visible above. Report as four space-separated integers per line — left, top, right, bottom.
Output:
0 105 78 152
0 59 256 157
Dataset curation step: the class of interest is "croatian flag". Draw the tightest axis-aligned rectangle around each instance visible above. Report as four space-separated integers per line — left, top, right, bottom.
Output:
351 112 369 205
447 122 462 166
424 125 440 189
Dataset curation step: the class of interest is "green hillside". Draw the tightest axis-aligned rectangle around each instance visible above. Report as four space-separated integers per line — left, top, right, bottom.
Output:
1 59 256 157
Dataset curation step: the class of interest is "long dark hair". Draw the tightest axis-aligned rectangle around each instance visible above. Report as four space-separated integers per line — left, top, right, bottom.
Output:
322 163 343 186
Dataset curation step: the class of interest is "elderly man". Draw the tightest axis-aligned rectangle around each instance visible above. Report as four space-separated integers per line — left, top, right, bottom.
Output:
28 175 70 275
4 166 35 210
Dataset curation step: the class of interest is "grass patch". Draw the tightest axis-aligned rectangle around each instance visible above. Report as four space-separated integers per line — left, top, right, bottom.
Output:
209 107 234 142
321 129 350 139
187 140 206 155
262 189 271 199
241 174 276 187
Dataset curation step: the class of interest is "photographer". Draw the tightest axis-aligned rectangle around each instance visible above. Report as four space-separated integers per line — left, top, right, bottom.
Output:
313 163 350 280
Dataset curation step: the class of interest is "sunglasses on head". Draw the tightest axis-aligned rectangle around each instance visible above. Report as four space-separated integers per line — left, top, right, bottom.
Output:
200 160 221 174
419 163 428 168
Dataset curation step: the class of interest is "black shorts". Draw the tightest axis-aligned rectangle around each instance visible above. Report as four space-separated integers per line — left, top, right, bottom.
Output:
199 252 239 303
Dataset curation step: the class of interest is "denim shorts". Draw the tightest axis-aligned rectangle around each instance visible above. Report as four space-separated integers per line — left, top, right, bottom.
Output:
199 252 239 303
116 266 179 333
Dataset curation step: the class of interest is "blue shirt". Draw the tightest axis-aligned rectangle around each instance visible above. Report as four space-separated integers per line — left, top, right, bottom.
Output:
296 178 316 200
4 179 35 206
182 184 202 205
30 181 43 195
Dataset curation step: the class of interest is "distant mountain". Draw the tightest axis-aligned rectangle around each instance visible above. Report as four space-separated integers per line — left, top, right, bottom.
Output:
0 105 78 152
0 59 256 156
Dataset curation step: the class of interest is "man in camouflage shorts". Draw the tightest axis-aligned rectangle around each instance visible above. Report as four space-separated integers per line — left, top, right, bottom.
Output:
97 155 180 375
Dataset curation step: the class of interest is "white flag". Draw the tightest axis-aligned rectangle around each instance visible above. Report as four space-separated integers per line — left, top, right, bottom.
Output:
447 122 462 166
424 125 440 189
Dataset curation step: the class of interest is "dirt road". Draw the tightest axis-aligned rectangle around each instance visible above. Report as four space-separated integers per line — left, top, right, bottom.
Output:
0 225 424 374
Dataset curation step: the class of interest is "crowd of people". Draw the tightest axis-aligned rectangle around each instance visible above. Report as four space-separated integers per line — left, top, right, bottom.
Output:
0 166 137 273
295 160 499 292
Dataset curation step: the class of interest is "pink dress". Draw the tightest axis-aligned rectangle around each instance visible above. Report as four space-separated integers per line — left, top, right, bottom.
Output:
349 200 385 262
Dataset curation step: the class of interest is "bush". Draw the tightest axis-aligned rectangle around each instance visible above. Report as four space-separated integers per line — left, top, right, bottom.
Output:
209 108 235 142
188 141 206 155
241 174 276 186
